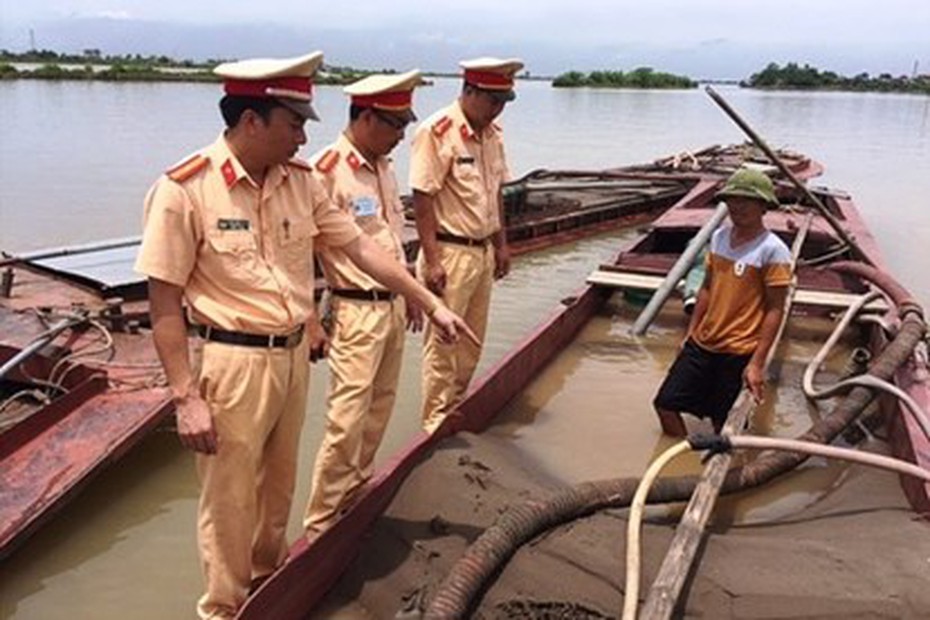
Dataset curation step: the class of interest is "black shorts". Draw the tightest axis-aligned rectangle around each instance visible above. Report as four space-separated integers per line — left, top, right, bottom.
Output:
653 339 751 428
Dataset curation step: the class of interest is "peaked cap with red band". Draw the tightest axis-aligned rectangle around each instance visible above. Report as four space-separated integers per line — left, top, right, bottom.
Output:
460 57 524 102
344 69 423 123
213 51 324 121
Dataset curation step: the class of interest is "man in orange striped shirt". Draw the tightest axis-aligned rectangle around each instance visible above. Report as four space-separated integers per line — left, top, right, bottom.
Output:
653 168 791 436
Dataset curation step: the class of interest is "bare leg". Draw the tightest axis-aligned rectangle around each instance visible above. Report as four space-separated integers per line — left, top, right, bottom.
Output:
656 407 687 437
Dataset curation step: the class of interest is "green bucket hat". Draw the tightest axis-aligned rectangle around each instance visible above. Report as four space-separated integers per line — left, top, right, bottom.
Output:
716 168 779 207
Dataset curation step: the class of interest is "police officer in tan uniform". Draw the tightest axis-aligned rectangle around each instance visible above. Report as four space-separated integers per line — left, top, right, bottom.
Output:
303 70 424 535
410 57 523 432
134 52 474 620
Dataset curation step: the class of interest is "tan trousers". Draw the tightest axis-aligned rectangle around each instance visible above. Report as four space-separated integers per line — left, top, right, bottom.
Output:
303 297 406 533
418 242 493 432
194 338 310 620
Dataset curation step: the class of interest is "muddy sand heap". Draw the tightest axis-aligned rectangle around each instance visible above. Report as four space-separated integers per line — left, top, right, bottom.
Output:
315 429 930 619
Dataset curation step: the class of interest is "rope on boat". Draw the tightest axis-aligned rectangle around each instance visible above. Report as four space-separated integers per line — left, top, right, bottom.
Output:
423 265 927 619
622 434 930 620
0 389 52 430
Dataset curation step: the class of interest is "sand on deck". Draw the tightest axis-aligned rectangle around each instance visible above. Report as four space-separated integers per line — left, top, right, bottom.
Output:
314 430 930 619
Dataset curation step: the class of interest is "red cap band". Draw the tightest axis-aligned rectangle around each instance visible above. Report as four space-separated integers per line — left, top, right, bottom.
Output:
223 77 313 99
463 69 514 90
350 90 413 110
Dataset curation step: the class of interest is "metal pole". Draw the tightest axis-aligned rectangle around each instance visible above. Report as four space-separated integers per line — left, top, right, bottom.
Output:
630 202 729 336
704 86 873 265
0 318 82 382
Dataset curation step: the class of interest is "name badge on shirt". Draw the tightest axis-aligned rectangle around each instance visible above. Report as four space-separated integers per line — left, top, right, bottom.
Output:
734 260 746 277
351 196 379 218
456 156 475 165
217 218 251 231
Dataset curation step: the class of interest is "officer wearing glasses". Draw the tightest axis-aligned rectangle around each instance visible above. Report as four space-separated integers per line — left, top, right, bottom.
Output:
303 70 425 536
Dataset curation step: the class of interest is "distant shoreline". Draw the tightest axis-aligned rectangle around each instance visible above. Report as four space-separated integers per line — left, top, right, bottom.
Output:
2 51 928 95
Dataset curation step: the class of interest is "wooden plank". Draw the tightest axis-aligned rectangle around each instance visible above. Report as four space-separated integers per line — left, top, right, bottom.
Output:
793 288 887 311
587 270 664 290
587 269 888 312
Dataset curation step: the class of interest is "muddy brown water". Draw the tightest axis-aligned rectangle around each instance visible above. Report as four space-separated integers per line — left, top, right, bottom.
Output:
2 78 929 619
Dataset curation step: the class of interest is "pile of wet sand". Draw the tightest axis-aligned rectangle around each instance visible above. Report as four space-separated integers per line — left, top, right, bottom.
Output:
315 430 930 619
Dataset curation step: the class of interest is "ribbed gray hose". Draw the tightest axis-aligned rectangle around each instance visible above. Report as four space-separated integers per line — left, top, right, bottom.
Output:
803 291 930 441
423 262 926 619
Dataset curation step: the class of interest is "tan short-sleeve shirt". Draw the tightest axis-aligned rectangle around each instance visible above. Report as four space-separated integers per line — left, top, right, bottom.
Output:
310 133 406 290
135 135 361 333
409 100 511 240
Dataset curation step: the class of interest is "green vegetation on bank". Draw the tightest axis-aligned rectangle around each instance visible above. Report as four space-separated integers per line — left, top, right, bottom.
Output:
552 67 696 89
1 48 219 68
746 62 930 94
0 49 377 85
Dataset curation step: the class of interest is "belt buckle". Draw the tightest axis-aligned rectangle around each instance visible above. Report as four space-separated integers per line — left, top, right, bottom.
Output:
285 328 302 348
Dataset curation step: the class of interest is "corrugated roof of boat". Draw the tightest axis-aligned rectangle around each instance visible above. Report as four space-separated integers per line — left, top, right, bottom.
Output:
29 244 143 289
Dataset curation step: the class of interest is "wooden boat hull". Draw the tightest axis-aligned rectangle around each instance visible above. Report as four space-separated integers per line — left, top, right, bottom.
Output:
0 149 734 559
238 160 930 619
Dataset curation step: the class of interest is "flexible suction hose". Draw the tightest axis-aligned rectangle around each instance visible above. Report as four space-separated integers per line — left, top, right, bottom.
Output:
423 263 926 619
621 434 930 620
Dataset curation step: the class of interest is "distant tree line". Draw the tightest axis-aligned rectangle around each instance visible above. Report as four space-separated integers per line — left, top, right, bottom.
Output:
746 62 930 94
552 67 697 89
0 49 379 85
0 48 222 68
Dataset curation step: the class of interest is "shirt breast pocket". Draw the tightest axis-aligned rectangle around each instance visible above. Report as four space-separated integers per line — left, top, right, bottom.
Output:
206 231 259 281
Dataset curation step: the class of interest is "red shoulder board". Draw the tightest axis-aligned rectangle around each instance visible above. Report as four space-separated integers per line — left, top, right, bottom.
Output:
167 154 208 183
287 157 313 172
315 149 339 174
431 116 453 137
346 151 361 171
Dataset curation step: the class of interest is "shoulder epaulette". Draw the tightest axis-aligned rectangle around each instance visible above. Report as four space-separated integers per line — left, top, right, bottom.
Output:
286 157 313 173
315 149 340 174
167 154 209 183
431 116 453 138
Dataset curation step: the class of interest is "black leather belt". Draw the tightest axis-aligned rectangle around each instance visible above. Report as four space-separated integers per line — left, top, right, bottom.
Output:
198 325 304 349
331 288 396 302
436 232 490 247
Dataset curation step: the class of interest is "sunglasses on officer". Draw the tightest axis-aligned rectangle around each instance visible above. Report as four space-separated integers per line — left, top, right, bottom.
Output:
371 109 411 131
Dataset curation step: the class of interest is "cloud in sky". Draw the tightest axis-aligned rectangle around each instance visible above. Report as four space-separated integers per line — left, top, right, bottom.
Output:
1 0 927 78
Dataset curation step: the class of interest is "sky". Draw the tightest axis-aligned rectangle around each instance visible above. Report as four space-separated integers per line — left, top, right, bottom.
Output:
1 1 928 80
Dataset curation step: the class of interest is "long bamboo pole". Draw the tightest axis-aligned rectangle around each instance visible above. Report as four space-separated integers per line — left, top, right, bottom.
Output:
704 86 873 265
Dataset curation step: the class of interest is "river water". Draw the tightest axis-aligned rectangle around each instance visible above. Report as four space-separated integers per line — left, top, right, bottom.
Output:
1 78 928 619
